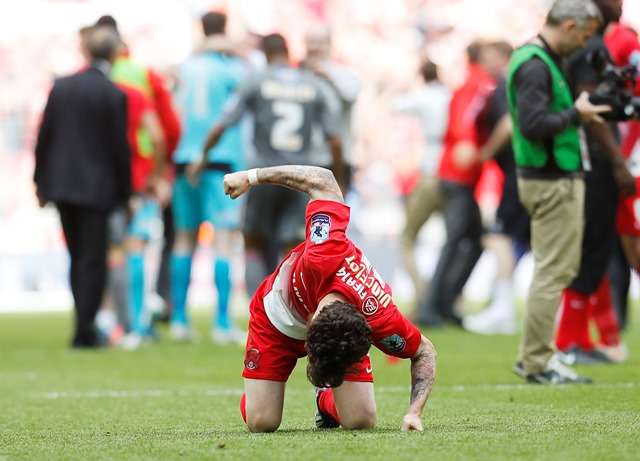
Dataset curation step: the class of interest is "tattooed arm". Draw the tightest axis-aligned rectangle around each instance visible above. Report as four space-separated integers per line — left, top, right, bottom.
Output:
223 165 344 202
402 335 437 432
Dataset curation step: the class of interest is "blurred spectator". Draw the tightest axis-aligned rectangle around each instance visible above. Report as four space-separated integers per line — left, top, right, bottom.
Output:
555 0 631 366
301 25 361 193
391 58 450 306
34 26 131 348
169 12 247 344
415 41 495 326
95 15 177 349
509 0 607 384
199 33 343 296
606 20 640 330
464 41 525 335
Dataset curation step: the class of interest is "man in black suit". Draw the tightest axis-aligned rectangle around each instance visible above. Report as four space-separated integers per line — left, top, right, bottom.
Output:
34 26 131 348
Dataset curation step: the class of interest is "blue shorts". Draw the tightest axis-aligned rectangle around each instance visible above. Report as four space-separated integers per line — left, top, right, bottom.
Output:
129 198 162 241
172 170 242 232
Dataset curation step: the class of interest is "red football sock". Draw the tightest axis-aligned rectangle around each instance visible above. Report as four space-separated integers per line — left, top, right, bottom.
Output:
589 277 621 347
318 388 341 424
240 393 247 424
556 289 593 351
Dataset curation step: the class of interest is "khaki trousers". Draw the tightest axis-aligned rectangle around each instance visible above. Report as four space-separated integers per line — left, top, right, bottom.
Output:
401 176 442 302
517 177 585 374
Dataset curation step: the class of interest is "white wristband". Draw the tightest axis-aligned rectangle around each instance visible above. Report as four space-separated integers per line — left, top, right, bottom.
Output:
247 168 259 186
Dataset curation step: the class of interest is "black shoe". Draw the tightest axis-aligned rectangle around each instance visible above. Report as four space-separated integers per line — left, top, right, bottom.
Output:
557 347 613 366
442 313 463 327
525 355 592 385
315 388 339 429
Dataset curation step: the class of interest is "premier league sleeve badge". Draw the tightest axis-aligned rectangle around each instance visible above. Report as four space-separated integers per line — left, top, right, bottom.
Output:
310 214 331 244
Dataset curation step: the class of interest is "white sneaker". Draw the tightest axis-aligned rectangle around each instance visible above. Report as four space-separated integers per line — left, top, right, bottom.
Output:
145 292 166 319
463 309 517 335
118 333 144 351
170 324 195 342
211 328 247 345
527 354 592 384
597 343 629 363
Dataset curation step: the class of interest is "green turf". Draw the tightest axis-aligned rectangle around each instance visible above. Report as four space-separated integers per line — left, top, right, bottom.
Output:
0 307 638 461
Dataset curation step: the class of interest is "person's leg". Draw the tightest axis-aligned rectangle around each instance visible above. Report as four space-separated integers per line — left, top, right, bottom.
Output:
126 236 146 336
57 204 83 345
328 382 377 430
400 176 442 305
555 288 593 352
68 206 109 346
201 171 244 340
464 232 517 334
276 188 308 260
243 187 275 297
518 178 585 375
98 207 129 342
169 175 199 331
609 237 631 331
169 231 196 328
316 353 376 430
125 198 161 337
419 182 477 325
437 186 483 320
155 203 175 313
242 379 286 433
240 292 302 432
589 277 621 347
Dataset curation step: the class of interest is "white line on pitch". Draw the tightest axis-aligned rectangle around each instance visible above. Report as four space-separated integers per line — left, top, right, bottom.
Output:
33 382 638 400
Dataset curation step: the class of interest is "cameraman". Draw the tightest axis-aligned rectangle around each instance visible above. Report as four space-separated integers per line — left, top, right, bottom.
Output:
506 0 611 384
554 0 633 364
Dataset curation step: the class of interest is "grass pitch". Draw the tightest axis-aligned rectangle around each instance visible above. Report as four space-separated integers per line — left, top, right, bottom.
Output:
0 307 638 461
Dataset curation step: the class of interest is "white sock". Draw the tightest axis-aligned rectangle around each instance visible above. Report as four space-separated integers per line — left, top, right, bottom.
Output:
489 279 514 318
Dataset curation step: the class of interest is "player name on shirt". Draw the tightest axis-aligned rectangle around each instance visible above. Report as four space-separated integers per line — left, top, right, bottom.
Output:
260 80 317 102
336 254 392 315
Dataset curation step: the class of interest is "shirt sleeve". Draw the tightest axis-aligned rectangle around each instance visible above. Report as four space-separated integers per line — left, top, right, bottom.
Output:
34 81 58 186
218 76 258 128
147 69 181 156
514 58 580 141
369 308 422 359
297 199 354 303
302 199 351 259
316 80 341 138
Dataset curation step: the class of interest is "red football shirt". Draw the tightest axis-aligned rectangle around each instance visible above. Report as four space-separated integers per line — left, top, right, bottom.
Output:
116 83 154 193
437 64 495 187
261 199 422 358
148 69 181 158
605 23 640 159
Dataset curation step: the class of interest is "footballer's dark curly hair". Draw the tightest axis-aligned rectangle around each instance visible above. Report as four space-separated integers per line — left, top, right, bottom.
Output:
306 301 372 388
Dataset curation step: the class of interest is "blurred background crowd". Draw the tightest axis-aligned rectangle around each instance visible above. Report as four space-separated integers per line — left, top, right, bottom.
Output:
1 0 639 360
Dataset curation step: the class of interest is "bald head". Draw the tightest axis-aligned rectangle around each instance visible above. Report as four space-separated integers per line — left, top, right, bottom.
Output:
87 26 120 62
305 25 331 59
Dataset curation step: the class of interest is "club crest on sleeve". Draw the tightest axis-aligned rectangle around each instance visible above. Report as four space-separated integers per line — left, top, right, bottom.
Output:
380 334 406 353
362 296 379 316
310 214 331 244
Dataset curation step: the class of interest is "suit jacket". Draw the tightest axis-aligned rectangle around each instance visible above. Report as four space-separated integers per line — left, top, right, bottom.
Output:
34 64 132 210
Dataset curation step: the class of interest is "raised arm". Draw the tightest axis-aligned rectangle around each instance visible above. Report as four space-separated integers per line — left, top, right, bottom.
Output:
223 165 344 202
401 335 437 432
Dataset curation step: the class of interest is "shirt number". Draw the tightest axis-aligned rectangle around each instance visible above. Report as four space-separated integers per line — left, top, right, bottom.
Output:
271 101 303 151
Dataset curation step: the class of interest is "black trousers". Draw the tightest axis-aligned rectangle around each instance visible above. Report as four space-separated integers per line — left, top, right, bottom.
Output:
155 203 175 304
569 153 618 294
57 203 109 347
608 237 630 330
418 181 483 324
